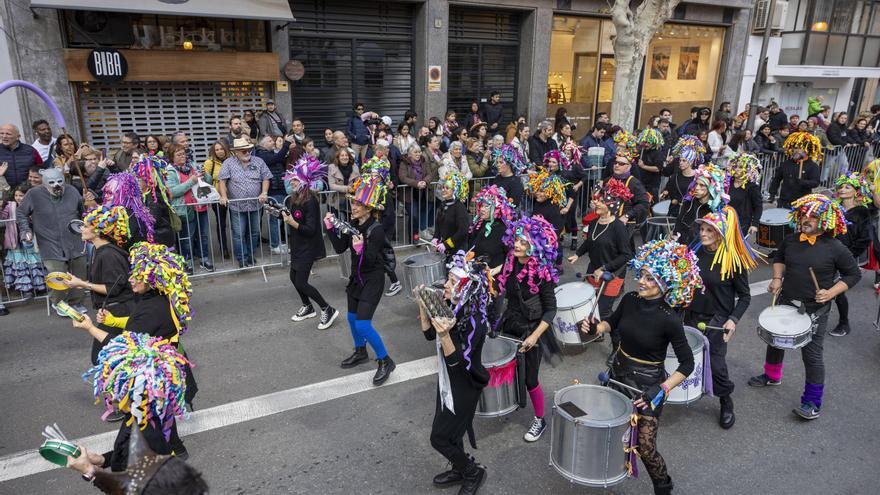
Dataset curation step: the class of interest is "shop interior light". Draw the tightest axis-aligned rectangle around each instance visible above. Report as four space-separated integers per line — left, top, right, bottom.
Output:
183 40 194 50
812 21 829 31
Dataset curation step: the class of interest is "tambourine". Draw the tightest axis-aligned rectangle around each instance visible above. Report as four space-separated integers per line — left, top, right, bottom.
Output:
54 300 85 322
45 272 72 291
39 439 80 466
68 219 85 234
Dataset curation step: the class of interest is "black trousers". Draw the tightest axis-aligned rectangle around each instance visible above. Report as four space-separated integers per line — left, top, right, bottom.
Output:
290 261 329 309
503 319 542 390
765 301 830 385
430 382 482 471
683 311 734 397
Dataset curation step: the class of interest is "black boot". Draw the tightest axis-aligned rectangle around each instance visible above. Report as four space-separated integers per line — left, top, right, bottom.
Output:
373 356 396 385
433 468 463 487
341 347 369 368
653 475 674 495
457 462 486 495
719 395 735 429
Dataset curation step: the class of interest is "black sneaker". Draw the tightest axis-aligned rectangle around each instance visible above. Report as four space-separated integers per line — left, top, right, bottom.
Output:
793 402 820 420
318 306 339 330
105 410 126 423
747 373 782 387
523 416 547 442
290 304 316 322
385 281 402 297
828 322 850 337
200 260 215 272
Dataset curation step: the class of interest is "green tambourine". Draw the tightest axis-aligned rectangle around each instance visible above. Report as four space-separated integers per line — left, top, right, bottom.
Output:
39 439 80 466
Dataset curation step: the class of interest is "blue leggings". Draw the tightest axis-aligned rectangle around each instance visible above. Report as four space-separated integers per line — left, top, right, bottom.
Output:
347 311 388 359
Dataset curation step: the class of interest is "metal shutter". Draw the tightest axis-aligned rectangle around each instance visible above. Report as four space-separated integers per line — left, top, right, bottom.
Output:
288 0 414 139
77 81 270 161
448 7 520 125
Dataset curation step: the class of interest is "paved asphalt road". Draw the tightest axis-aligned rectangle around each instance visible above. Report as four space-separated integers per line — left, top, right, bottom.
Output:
2 248 879 494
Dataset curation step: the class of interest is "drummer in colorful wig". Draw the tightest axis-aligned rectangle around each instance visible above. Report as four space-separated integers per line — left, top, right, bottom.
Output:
636 127 665 202
749 194 860 421
432 170 471 263
687 206 762 429
469 184 515 271
490 144 527 209
101 172 156 246
282 156 339 330
827 174 873 337
767 132 821 208
726 152 763 237
325 176 397 386
361 149 404 297
496 215 559 443
527 168 570 270
672 163 729 246
607 153 651 228
130 155 177 247
580 237 700 494
416 251 493 494
543 149 581 251
662 135 705 218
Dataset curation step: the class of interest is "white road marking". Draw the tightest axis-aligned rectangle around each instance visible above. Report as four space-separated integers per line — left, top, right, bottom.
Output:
0 356 438 483
750 279 771 296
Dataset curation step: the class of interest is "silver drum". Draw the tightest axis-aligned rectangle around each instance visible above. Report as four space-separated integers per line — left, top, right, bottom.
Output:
550 384 632 488
645 216 675 242
664 326 705 405
476 337 519 417
652 199 671 217
758 305 813 349
402 253 447 301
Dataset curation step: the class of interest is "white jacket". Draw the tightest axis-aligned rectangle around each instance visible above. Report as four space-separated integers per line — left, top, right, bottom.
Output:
439 152 474 181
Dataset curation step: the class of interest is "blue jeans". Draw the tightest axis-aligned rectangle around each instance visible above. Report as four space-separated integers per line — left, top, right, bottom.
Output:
230 209 261 263
177 210 210 264
267 194 288 248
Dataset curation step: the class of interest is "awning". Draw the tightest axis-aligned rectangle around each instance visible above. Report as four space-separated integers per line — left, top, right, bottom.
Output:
30 0 294 22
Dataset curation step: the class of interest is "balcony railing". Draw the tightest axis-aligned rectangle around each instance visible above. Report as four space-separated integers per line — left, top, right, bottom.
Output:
779 31 880 67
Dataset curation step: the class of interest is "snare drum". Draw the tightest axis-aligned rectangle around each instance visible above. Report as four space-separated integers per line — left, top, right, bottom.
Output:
552 282 598 346
757 305 813 349
645 216 675 242
652 200 671 217
757 208 793 248
402 253 447 301
550 384 632 487
664 326 705 404
476 337 520 417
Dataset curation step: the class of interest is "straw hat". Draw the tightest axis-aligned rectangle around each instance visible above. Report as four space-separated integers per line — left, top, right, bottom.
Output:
230 137 254 151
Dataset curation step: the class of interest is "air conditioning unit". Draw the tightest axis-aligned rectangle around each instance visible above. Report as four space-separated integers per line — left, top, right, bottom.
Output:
753 0 788 32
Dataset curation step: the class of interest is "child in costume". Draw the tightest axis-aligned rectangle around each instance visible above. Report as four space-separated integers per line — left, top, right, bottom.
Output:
2 184 46 296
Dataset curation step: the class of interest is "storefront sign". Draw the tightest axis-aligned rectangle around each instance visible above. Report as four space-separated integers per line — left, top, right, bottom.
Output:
276 81 289 92
87 48 128 83
428 65 441 92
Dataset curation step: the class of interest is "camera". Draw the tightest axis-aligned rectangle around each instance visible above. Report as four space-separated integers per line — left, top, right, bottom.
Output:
364 118 381 126
262 196 290 218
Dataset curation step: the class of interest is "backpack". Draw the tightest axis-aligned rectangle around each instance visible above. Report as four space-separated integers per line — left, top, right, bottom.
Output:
365 222 396 272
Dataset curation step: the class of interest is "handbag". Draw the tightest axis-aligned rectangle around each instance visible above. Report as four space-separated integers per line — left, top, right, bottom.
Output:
191 178 220 204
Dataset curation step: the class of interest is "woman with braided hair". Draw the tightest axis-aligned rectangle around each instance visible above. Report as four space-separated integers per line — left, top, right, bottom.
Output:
496 215 558 443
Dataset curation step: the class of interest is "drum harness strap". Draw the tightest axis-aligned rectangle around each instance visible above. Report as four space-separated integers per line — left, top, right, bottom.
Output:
618 346 663 366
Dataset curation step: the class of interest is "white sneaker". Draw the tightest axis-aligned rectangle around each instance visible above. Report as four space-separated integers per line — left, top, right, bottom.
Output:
271 246 284 255
291 304 316 321
318 306 339 330
523 416 547 442
385 281 402 297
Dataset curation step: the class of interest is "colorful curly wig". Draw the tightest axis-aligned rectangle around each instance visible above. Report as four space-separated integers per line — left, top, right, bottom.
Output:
834 173 872 207
349 175 388 209
440 170 469 203
129 242 193 337
498 215 559 295
783 131 823 162
637 128 664 150
693 206 763 280
130 155 173 209
728 152 762 187
527 169 568 206
561 141 584 168
591 177 634 214
686 164 730 211
492 144 528 175
470 185 516 237
629 236 703 308
360 155 392 183
101 172 155 242
671 135 707 166
446 250 496 370
83 205 131 247
862 158 880 192
614 130 639 161
789 193 847 236
284 154 328 193
542 149 569 171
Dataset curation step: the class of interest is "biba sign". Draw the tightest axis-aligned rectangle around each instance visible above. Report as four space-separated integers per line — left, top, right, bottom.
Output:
87 48 128 83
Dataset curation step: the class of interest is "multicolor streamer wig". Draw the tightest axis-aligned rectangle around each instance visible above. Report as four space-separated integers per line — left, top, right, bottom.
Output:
542 149 569 171
83 205 131 247
349 175 388 210
693 206 763 280
613 130 639 161
470 185 516 238
671 135 707 166
728 152 762 187
359 155 392 182
789 194 847 236
82 332 189 440
440 170 469 203
783 131 823 162
498 215 559 295
834 173 872 207
591 177 633 214
637 128 664 150
129 242 193 336
561 141 584 168
527 169 568 206
491 144 528 175
101 172 155 242
130 155 173 211
629 236 703 308
283 155 328 193
447 251 495 370
686 164 730 211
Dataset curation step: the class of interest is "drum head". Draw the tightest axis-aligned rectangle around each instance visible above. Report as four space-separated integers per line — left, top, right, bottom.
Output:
404 253 444 267
554 384 630 426
652 200 671 216
666 326 704 357
760 208 791 226
759 305 812 336
39 440 80 466
555 282 596 309
482 337 518 368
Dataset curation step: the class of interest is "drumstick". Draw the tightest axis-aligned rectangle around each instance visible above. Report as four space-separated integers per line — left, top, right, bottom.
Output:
771 291 778 307
809 267 821 292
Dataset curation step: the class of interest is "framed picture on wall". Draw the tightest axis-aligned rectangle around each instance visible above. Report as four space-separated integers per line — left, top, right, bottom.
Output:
650 46 670 80
678 46 700 80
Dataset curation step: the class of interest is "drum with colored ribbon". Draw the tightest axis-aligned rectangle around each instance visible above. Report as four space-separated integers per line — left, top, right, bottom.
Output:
476 337 520 417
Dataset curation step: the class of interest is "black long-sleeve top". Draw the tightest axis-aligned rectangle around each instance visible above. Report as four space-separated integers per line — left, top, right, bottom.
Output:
504 260 557 325
689 248 751 323
327 216 386 303
616 175 650 223
470 219 507 268
435 200 470 252
423 313 489 390
638 148 665 188
728 183 763 229
673 199 712 246
769 159 820 205
661 169 696 217
836 204 872 258
88 243 133 309
575 218 632 276
100 290 178 346
286 195 326 266
608 292 694 376
493 174 525 210
774 234 860 302
532 199 564 233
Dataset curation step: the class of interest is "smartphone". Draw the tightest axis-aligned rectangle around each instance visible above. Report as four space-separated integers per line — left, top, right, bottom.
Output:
558 401 587 418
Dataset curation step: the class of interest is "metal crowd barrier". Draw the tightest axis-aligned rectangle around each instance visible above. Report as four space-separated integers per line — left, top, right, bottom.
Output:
755 143 878 199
